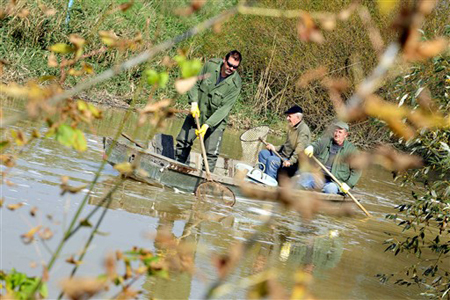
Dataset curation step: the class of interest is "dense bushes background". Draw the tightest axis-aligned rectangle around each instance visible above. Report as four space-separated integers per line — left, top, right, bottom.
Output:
1 0 448 143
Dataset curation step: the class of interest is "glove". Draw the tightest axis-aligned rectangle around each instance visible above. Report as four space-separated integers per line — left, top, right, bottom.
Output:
190 102 200 118
304 145 314 157
195 124 209 139
340 182 350 194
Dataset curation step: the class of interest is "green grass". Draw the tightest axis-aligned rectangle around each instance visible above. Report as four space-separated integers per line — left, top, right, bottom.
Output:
1 0 448 145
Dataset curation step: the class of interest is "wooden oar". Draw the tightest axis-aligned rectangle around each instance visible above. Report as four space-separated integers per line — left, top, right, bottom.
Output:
121 133 145 149
310 155 371 217
258 137 285 161
194 115 211 180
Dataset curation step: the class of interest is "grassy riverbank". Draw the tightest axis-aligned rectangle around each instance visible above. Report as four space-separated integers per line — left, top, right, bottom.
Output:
1 0 448 145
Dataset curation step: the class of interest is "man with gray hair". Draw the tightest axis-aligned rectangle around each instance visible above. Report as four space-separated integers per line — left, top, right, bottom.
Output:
258 105 311 179
300 121 362 194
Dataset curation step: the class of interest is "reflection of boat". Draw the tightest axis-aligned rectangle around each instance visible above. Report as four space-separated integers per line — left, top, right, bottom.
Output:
102 137 353 202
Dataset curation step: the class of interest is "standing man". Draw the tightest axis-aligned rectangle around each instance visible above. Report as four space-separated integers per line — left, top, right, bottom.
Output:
175 50 242 172
300 121 361 194
258 105 311 179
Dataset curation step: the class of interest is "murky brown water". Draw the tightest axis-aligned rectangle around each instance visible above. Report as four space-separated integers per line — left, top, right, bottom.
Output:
2 100 428 299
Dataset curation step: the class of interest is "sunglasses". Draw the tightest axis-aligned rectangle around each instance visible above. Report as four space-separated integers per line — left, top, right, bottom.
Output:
226 60 239 69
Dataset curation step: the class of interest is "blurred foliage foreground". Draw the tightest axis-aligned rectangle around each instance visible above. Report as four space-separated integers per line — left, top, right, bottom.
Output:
1 0 450 299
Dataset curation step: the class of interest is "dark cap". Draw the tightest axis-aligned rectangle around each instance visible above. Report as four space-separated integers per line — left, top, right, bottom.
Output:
334 121 349 131
284 105 303 115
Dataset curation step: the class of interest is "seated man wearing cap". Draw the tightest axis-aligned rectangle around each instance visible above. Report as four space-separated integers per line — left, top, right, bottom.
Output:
299 121 361 194
258 105 311 179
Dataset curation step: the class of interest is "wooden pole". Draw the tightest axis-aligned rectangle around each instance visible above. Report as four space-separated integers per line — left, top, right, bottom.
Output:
194 115 211 180
258 137 285 161
311 156 371 217
121 133 145 149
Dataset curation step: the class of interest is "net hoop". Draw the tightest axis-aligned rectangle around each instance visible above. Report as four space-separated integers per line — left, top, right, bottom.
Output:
240 126 270 142
194 181 236 207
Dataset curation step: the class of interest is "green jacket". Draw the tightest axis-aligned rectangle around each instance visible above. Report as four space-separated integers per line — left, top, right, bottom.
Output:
311 137 362 188
276 120 311 165
188 58 242 129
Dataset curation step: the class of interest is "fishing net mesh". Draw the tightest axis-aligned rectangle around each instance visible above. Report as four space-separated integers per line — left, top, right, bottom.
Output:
239 126 270 164
194 181 236 207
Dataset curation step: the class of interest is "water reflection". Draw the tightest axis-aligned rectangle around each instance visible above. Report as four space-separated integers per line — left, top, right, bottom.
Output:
1 99 425 299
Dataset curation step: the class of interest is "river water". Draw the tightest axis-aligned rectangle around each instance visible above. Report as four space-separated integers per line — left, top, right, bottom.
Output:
1 100 428 299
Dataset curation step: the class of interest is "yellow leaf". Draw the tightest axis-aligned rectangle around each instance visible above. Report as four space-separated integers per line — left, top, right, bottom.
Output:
48 53 58 67
60 277 106 300
387 118 416 140
69 34 85 49
38 75 58 83
377 0 398 14
408 110 448 129
68 68 84 76
364 95 408 120
44 8 56 16
18 9 30 18
73 129 87 152
99 30 118 46
0 154 15 168
32 129 41 138
39 227 54 240
417 38 448 59
297 12 324 44
61 176 69 185
136 266 148 275
175 77 197 94
21 225 42 244
49 43 75 54
114 162 133 174
82 62 94 74
10 129 27 146
0 83 29 98
70 34 85 60
77 100 88 111
60 181 88 195
320 14 336 31
7 202 24 211
87 103 101 118
65 256 83 265
139 99 172 114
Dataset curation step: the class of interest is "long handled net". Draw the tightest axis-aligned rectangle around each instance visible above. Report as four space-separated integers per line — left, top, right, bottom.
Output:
239 126 270 164
195 181 236 207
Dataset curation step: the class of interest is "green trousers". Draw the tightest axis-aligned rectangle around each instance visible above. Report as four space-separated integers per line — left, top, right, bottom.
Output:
175 115 224 172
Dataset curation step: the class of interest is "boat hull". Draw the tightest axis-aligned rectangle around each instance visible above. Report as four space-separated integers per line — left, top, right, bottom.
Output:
103 137 353 202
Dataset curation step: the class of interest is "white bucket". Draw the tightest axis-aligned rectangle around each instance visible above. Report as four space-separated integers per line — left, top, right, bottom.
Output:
235 163 278 187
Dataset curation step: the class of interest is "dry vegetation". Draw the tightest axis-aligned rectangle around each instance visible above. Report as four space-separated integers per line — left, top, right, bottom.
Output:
0 0 449 299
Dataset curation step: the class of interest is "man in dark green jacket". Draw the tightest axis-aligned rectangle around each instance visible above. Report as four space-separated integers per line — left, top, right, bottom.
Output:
258 105 311 179
175 50 242 172
300 121 361 194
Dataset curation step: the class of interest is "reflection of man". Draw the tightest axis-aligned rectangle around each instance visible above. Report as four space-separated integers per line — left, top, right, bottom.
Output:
258 105 311 179
175 50 242 172
299 121 361 194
